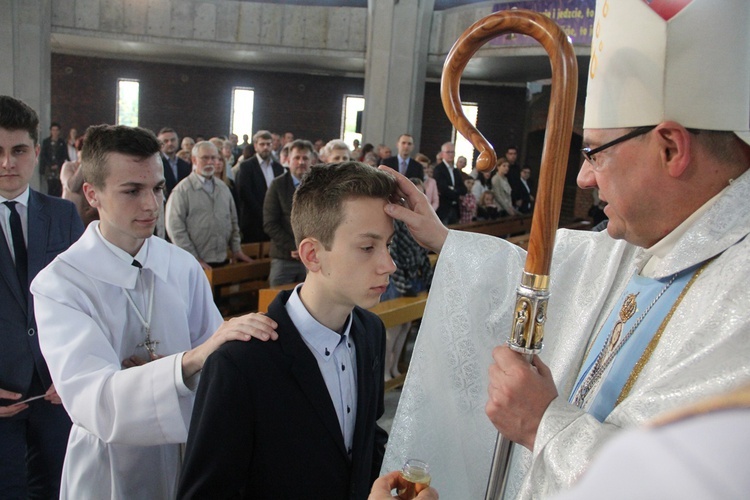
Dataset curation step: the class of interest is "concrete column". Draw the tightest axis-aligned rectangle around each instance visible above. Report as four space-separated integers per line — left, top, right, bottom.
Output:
363 0 434 152
0 0 51 191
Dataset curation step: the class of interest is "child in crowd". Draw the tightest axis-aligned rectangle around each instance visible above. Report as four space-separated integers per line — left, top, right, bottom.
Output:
459 174 477 224
477 189 503 220
178 162 395 499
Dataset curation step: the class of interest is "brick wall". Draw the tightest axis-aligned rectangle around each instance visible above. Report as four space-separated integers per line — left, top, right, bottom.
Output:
420 81 527 160
51 53 364 143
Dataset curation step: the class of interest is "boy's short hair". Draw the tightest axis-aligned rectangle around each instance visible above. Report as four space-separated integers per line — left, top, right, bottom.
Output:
81 125 161 188
292 161 396 249
0 95 40 144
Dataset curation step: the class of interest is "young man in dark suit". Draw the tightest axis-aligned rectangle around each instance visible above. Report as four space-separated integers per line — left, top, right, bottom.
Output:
0 96 84 498
157 127 191 199
179 162 395 499
235 129 284 243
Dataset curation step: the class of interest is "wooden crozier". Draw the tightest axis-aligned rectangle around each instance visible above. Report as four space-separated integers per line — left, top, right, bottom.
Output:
440 9 578 499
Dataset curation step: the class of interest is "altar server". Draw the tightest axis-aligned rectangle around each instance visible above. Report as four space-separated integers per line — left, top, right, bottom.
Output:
31 124 277 498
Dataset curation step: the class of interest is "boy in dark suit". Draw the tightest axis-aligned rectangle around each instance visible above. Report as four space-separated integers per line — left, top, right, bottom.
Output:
0 96 84 498
179 162 396 499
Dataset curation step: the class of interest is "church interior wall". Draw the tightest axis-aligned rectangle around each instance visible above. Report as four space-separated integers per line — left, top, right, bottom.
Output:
51 53 365 144
51 53 530 161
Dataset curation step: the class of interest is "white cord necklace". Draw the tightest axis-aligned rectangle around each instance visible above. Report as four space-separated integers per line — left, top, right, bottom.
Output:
123 268 159 358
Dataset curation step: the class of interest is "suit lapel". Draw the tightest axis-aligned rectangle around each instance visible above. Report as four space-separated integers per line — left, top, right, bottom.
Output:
269 293 350 460
163 158 177 192
177 159 191 182
26 191 50 287
0 223 25 309
251 158 266 194
351 311 374 452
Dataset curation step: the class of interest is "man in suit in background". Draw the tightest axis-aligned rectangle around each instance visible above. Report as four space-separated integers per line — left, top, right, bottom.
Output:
433 141 467 225
38 122 69 197
263 139 313 286
512 165 535 214
381 134 424 181
158 127 191 199
505 145 521 184
235 130 284 243
0 96 84 498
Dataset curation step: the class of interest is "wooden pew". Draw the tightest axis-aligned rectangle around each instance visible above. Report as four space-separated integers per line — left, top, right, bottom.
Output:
202 241 275 315
204 260 271 291
258 283 297 313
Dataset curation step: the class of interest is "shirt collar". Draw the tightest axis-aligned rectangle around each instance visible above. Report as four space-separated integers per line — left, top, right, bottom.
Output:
95 222 150 266
285 284 353 361
194 172 213 184
291 173 302 187
0 186 30 206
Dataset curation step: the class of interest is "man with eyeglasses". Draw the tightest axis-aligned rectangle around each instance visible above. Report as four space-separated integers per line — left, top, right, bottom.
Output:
380 1 750 498
166 141 252 269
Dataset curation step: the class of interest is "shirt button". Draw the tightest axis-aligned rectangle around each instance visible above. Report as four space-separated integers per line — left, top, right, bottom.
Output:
27 328 35 336
341 364 346 371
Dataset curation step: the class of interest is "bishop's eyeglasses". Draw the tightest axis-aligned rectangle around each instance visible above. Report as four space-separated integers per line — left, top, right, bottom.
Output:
581 125 656 170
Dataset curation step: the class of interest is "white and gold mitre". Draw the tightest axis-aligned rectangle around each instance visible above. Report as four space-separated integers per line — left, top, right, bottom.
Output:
584 0 750 146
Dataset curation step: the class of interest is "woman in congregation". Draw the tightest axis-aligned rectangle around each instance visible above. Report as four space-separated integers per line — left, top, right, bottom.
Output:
490 157 517 217
415 153 440 211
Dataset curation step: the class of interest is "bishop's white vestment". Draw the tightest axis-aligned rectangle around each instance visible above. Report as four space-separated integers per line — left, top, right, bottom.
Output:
31 223 222 499
383 170 750 499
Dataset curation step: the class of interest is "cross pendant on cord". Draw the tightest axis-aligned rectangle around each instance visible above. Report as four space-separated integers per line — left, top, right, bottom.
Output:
137 328 159 358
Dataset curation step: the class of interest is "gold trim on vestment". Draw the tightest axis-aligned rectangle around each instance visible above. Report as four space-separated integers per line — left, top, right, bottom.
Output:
615 258 715 406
